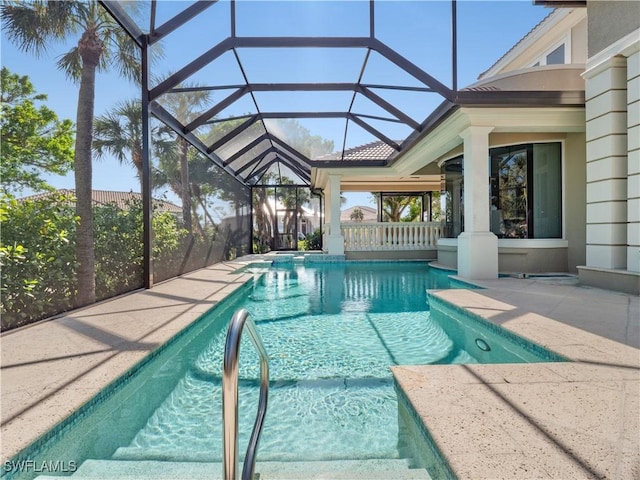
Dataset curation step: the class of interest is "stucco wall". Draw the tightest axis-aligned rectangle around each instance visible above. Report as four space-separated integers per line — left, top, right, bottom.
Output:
588 1 640 57
572 17 588 64
564 132 587 272
498 246 568 273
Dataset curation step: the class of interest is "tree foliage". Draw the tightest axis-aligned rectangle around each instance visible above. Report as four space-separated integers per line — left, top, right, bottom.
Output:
0 67 74 194
0 192 78 329
380 195 420 222
1 0 141 306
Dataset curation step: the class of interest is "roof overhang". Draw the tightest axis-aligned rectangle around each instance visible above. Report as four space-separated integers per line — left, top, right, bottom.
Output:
312 101 585 191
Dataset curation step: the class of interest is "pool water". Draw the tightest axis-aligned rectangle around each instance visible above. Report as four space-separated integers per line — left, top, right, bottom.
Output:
114 263 471 464
5 262 563 479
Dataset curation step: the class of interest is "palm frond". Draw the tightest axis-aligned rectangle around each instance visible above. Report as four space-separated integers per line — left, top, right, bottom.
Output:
0 1 80 56
56 47 83 82
111 32 142 84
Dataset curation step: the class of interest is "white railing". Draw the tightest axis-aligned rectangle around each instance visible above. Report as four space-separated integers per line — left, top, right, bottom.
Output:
341 222 441 251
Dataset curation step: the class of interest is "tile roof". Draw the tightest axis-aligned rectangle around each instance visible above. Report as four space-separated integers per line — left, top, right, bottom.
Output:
317 141 398 162
20 189 182 214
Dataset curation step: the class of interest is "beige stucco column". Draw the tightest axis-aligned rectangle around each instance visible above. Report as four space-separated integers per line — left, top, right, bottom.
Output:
457 126 498 279
626 47 640 272
583 56 629 269
324 173 344 255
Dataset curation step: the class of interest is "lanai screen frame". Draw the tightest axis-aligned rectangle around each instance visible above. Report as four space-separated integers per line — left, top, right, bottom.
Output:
98 0 584 288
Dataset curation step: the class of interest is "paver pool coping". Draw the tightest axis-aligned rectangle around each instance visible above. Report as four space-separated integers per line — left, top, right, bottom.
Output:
392 288 640 480
1 258 638 479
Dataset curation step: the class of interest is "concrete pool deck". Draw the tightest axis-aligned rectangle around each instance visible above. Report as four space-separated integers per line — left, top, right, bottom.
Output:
1 258 639 479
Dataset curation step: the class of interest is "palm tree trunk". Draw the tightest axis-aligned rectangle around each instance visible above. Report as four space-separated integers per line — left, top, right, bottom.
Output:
179 139 192 233
194 191 217 230
75 28 101 307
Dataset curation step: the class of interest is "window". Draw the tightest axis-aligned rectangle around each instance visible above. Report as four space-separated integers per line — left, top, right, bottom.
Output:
489 143 562 238
440 157 464 238
376 192 432 222
440 143 562 239
546 44 565 65
531 37 569 67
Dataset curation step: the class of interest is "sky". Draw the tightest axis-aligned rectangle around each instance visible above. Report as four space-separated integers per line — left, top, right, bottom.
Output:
1 0 552 210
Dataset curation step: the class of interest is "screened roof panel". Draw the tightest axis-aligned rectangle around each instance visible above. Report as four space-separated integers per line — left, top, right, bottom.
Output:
262 118 339 159
99 0 559 187
234 48 368 84
206 119 266 156
374 0 453 80
119 2 152 35
151 1 199 30
213 129 269 165
151 23 232 85
251 162 308 186
352 116 412 147
200 94 259 122
251 91 355 114
154 90 214 125
151 48 246 91
235 1 369 37
222 138 273 170
359 51 429 90
367 87 439 125
350 94 410 124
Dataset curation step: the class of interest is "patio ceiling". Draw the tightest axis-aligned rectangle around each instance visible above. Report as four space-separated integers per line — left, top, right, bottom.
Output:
100 0 582 189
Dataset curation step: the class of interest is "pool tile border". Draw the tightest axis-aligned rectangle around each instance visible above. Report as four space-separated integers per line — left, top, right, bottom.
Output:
426 293 569 363
1 279 254 480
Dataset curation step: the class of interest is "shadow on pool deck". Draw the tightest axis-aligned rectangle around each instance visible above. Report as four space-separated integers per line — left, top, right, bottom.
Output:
1 257 638 478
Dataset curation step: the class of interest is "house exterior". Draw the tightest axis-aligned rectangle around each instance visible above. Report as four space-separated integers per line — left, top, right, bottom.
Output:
341 205 378 223
312 1 639 294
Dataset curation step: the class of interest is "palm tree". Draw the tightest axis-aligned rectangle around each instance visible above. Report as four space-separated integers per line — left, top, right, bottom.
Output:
1 1 140 306
93 99 144 187
93 99 174 192
158 86 211 235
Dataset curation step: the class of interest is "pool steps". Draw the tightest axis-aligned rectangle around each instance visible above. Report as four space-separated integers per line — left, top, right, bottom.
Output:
34 458 432 479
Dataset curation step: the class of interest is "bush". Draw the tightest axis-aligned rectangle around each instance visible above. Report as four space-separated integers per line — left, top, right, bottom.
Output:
0 193 78 329
0 193 192 330
305 228 322 251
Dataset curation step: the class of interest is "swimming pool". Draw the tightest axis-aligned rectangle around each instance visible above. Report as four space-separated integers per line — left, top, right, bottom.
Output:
4 261 564 480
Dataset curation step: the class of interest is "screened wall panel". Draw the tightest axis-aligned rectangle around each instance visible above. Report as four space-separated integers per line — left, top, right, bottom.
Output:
0 2 143 329
252 186 318 253
151 140 251 283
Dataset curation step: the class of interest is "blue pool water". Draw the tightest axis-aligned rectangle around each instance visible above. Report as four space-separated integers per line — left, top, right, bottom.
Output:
5 262 564 479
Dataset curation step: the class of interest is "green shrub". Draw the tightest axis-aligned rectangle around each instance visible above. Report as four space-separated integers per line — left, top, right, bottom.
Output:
305 228 322 250
0 193 78 329
0 193 192 330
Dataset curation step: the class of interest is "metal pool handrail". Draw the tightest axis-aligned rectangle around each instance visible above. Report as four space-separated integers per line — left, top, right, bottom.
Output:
223 308 270 480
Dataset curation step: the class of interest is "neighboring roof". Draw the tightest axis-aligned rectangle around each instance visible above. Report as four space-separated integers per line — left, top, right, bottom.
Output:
317 141 398 162
20 189 182 214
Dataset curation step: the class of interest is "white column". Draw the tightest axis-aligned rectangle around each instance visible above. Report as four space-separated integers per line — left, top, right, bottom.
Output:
325 174 344 255
584 57 628 269
457 126 498 279
627 48 640 272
